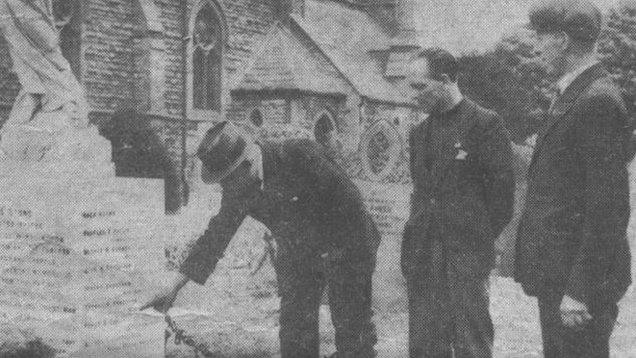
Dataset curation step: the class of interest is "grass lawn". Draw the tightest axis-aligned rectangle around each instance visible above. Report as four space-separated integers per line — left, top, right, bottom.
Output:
167 270 636 357
165 156 636 357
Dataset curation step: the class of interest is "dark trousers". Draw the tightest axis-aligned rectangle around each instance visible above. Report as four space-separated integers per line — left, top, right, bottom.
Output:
538 288 618 358
405 239 493 358
276 248 377 358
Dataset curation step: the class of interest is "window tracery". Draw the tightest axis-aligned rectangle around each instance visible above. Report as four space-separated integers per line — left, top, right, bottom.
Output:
192 3 222 111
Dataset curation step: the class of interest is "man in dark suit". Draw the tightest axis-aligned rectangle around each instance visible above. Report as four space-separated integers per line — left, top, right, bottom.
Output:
514 1 633 357
403 48 515 358
142 121 381 358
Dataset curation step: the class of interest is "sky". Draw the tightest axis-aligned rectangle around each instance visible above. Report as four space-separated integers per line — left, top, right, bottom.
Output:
417 0 630 54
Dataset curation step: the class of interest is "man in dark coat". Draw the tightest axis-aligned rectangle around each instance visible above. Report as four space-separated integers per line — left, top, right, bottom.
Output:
514 1 633 357
142 121 381 358
403 48 515 358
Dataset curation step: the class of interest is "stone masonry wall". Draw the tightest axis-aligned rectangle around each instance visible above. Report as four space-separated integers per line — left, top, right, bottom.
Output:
228 95 350 143
97 0 276 210
0 0 277 137
156 0 277 117
0 37 18 114
83 0 139 113
79 0 276 122
0 0 278 210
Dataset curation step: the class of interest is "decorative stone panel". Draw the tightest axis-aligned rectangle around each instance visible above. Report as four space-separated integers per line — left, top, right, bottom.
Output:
342 102 422 184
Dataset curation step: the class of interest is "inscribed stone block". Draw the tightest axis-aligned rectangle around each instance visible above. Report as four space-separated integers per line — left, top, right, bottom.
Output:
0 165 166 357
354 180 410 312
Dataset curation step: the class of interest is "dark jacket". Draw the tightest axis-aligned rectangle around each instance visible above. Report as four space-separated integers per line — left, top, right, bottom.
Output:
180 138 381 285
403 99 515 277
514 64 632 304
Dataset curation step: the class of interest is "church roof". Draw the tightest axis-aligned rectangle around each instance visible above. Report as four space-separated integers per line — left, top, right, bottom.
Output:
233 0 413 105
291 0 412 105
334 0 395 5
231 22 350 97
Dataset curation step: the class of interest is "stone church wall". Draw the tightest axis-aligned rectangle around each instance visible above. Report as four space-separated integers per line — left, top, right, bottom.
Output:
0 0 277 117
228 97 290 127
0 0 278 209
228 95 348 142
0 0 420 211
0 37 18 112
83 0 140 113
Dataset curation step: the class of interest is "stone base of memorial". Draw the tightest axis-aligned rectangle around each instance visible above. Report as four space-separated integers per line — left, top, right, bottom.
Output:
354 179 410 312
0 159 166 357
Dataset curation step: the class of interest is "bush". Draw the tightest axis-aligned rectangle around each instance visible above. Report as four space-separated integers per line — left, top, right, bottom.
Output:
0 340 56 358
0 325 56 358
600 6 636 115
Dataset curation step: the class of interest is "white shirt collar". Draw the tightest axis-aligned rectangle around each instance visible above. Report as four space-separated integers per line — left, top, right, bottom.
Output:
556 61 598 94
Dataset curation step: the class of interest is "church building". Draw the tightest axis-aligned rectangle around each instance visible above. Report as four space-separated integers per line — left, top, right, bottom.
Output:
0 0 426 210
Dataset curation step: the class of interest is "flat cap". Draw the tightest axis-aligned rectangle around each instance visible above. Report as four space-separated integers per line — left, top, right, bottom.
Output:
528 0 602 42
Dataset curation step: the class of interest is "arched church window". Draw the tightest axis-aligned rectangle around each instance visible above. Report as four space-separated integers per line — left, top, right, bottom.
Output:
192 2 222 111
360 121 402 181
250 108 263 127
53 0 81 78
314 112 335 147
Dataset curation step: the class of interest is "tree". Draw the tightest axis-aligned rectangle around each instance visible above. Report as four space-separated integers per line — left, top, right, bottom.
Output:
458 4 636 142
599 6 636 116
458 28 553 142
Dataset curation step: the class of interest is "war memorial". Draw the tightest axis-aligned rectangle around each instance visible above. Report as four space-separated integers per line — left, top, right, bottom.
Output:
0 1 166 356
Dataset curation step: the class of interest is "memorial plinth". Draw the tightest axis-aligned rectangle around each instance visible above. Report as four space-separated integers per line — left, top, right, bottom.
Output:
0 160 166 357
354 179 411 311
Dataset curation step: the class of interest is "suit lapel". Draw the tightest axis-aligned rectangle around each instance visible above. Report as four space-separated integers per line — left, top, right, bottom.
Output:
528 64 609 172
414 115 432 175
259 141 277 192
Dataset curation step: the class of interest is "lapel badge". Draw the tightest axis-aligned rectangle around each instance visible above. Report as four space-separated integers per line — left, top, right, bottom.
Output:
454 142 468 160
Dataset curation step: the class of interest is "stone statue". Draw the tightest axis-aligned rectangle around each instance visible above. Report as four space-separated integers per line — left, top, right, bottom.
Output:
0 0 110 161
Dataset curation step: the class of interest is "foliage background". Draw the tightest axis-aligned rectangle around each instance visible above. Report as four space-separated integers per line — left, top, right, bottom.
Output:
457 5 636 143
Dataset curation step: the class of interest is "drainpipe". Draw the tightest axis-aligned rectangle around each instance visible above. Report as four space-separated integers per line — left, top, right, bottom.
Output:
358 96 365 151
180 0 189 208
359 96 365 125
